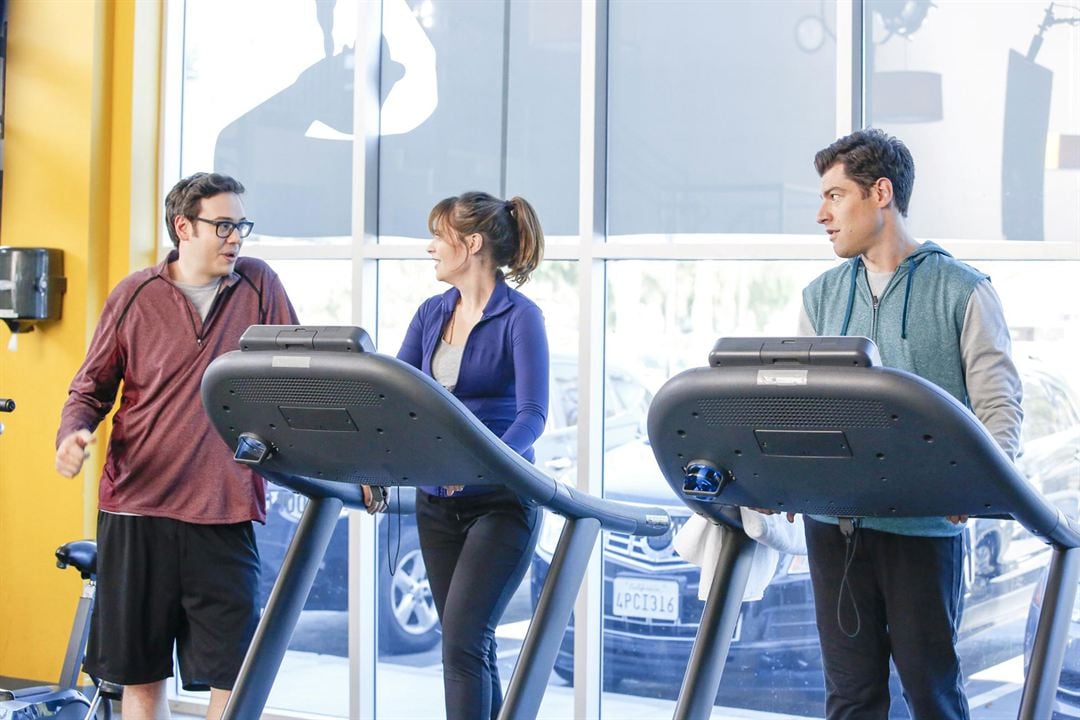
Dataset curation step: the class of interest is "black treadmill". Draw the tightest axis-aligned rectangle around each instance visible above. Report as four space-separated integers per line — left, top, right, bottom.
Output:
200 325 671 720
647 336 1080 720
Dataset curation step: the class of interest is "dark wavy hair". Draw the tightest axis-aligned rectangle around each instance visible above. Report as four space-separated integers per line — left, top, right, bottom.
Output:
164 172 246 248
814 128 915 217
427 191 545 285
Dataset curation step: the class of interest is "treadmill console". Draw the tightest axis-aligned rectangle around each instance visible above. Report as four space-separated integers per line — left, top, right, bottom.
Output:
240 325 375 353
708 336 880 368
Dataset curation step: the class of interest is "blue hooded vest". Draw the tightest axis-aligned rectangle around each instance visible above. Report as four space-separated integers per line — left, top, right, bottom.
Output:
802 241 988 537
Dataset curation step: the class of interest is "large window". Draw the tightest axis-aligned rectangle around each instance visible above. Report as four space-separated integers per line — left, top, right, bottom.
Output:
607 0 836 239
164 1 1080 718
378 0 579 243
179 0 357 245
867 0 1080 243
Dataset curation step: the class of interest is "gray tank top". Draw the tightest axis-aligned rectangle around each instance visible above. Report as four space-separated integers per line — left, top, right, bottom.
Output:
432 340 465 391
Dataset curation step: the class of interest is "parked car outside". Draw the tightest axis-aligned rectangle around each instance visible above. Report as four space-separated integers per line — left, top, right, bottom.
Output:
253 356 653 656
530 364 1080 715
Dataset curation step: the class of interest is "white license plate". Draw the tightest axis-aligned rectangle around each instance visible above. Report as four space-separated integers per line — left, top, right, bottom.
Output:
612 576 679 622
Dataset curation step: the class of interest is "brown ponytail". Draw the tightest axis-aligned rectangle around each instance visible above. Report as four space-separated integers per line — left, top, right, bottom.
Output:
503 196 544 285
426 191 545 286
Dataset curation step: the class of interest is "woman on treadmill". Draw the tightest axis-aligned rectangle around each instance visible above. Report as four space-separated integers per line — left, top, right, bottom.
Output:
365 191 548 720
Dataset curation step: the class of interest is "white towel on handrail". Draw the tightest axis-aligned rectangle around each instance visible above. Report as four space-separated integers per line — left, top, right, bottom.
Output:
673 509 806 602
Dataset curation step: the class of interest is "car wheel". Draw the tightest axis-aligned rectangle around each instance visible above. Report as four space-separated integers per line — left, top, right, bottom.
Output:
378 524 441 655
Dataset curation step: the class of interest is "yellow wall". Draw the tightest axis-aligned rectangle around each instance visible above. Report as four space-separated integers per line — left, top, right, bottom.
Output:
0 0 159 682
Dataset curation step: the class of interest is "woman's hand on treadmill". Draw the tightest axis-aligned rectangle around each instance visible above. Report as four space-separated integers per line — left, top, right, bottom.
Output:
947 514 969 524
362 485 389 514
444 485 464 496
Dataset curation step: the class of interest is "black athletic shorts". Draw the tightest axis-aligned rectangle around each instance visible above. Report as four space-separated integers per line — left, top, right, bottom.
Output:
83 512 260 691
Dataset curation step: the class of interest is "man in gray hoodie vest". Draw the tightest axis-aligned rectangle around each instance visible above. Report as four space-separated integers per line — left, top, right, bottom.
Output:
798 129 1023 719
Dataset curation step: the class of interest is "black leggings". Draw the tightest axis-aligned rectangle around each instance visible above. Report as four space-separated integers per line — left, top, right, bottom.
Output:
416 487 540 720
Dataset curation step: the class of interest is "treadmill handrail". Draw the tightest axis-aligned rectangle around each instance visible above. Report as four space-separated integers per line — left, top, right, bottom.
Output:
648 362 1080 549
201 337 669 537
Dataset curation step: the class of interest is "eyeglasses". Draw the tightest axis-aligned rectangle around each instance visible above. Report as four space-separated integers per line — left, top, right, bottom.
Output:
195 217 255 239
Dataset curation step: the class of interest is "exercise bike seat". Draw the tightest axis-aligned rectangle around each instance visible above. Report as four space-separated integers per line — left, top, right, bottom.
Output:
56 540 96 580
97 680 124 700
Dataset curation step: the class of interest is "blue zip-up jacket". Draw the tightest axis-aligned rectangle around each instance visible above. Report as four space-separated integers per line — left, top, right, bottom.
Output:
397 277 550 497
803 242 988 537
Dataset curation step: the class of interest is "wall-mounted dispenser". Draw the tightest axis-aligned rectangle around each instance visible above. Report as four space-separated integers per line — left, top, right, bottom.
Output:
0 247 67 333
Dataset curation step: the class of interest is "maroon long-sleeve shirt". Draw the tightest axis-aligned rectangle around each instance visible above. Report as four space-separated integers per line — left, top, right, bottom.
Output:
57 252 298 524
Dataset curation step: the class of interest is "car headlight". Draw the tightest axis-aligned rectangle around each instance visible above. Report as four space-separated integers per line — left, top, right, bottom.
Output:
536 510 567 560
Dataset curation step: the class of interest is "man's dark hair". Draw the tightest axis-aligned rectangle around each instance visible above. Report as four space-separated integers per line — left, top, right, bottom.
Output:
164 172 246 248
814 128 915 217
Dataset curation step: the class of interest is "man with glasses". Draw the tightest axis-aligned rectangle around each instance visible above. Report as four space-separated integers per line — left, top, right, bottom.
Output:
55 173 297 720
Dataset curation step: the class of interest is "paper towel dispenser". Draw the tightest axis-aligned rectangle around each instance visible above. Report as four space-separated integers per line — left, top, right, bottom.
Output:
0 247 67 333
